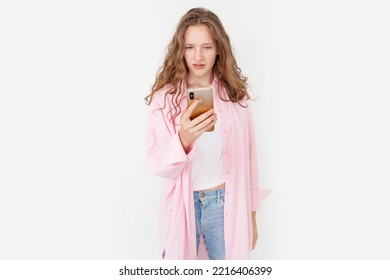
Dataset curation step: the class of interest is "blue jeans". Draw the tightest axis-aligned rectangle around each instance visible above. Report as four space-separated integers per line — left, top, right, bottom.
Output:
194 188 225 260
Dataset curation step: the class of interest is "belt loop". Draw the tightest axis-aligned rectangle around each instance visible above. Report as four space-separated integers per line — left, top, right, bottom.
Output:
217 189 220 204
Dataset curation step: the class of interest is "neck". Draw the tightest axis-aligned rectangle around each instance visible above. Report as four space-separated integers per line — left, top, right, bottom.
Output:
187 73 213 88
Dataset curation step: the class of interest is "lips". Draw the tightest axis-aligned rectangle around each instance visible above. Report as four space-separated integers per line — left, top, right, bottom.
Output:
193 64 205 69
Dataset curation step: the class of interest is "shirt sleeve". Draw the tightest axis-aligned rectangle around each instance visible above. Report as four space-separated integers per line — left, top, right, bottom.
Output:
145 96 196 178
247 103 270 211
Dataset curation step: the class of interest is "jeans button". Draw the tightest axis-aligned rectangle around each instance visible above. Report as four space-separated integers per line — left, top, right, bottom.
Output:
200 192 206 198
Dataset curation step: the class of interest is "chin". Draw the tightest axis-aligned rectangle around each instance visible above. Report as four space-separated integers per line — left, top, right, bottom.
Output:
192 70 212 77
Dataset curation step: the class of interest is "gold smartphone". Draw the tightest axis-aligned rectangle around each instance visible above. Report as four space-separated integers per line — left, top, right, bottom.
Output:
186 87 214 132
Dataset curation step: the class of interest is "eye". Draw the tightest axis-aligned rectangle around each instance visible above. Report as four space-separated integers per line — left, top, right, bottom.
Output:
185 46 193 49
203 46 212 50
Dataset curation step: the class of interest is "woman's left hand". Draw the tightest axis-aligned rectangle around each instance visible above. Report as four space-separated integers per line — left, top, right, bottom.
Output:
252 212 258 249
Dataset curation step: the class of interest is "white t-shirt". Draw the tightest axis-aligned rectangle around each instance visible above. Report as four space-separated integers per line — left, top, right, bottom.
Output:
190 121 225 191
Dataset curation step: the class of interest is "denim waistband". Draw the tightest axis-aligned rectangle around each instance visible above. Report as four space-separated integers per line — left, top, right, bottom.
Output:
193 187 225 193
193 187 225 198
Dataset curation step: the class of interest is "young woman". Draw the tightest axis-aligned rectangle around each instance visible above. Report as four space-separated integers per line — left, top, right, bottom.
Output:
145 7 269 260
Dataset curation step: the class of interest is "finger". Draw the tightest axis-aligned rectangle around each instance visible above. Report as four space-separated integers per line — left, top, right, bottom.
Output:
182 99 199 120
193 113 217 134
190 109 215 126
188 116 216 141
203 116 217 133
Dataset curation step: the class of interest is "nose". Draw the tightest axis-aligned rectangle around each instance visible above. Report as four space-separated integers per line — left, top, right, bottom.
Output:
195 47 203 61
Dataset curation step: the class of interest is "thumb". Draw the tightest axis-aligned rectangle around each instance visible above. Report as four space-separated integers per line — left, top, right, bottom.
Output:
182 99 199 120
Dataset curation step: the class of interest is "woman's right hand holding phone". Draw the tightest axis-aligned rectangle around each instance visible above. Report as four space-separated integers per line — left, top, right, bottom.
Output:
179 99 217 152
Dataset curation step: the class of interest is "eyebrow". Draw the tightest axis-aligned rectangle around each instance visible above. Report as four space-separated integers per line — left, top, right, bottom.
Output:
184 43 214 46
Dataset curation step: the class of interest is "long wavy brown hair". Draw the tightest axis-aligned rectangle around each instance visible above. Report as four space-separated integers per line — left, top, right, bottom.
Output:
145 7 250 122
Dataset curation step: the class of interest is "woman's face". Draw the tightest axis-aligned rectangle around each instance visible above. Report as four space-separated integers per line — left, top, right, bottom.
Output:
184 24 217 84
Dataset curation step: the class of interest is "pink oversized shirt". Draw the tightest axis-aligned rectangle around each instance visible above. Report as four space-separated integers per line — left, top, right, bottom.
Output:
146 77 270 259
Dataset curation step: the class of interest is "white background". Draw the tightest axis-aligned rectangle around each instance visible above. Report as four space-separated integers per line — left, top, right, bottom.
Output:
0 0 389 259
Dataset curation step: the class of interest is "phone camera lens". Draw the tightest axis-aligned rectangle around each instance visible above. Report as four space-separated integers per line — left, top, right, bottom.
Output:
189 92 194 100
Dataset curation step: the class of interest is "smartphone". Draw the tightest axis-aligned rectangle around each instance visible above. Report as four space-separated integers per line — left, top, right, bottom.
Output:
186 87 214 132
